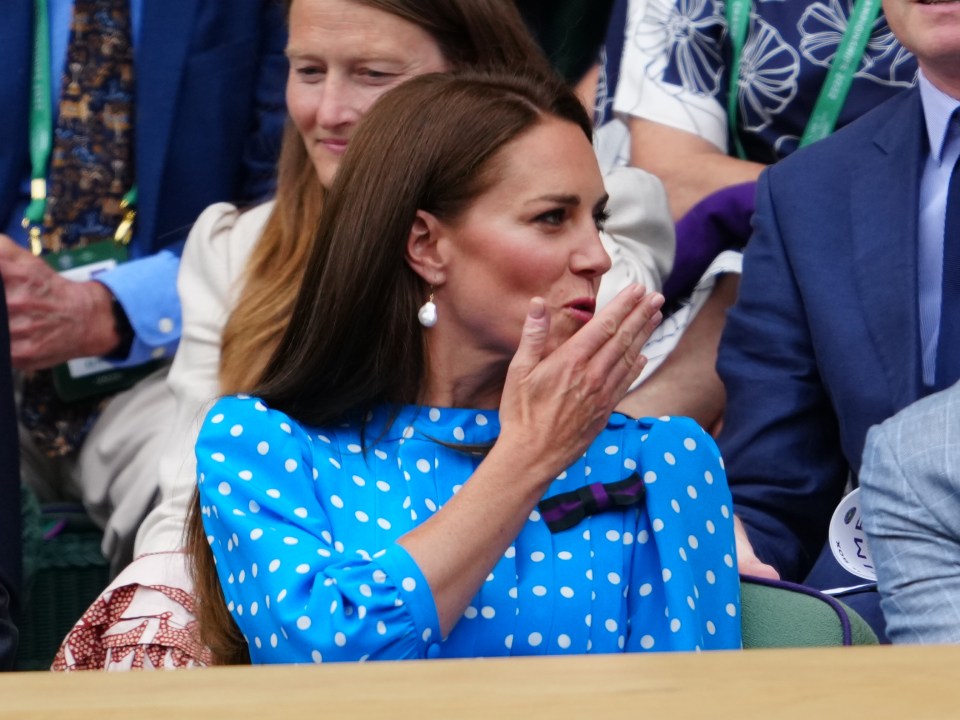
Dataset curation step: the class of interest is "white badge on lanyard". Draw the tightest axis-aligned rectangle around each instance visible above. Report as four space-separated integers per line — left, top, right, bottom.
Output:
828 487 877 581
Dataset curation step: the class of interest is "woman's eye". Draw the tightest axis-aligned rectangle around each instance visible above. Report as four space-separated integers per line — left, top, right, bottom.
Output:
594 209 611 231
296 65 325 80
360 69 395 82
535 209 565 226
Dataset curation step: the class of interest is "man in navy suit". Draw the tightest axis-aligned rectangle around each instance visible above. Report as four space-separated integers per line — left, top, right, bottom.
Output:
717 0 960 639
0 279 21 671
0 1 287 568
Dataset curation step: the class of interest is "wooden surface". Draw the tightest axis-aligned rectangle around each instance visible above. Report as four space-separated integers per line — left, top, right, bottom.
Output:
2 645 959 719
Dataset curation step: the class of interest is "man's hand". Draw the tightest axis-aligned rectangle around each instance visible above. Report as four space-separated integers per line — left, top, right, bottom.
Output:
734 515 780 580
0 235 120 370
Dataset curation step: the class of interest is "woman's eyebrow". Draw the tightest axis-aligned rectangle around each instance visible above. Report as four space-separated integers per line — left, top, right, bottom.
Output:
525 194 581 206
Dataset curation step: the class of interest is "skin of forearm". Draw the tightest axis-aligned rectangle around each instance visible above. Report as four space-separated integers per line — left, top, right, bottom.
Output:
629 118 764 221
396 441 552 639
616 274 739 430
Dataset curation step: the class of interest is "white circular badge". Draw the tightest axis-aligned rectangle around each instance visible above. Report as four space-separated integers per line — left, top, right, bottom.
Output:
828 488 876 581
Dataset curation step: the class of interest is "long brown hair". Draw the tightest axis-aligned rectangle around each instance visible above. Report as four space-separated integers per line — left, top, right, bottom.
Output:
218 0 551 394
190 71 593 665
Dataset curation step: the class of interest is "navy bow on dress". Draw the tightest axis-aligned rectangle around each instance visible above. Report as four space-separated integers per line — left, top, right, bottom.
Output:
538 473 647 533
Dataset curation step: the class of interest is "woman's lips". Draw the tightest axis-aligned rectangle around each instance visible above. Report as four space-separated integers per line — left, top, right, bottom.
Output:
319 138 348 155
564 298 596 323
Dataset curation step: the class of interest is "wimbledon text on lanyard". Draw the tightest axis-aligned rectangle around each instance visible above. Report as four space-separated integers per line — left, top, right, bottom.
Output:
724 0 884 159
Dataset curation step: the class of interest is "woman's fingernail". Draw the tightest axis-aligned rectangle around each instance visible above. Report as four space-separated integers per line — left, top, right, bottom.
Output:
529 297 546 319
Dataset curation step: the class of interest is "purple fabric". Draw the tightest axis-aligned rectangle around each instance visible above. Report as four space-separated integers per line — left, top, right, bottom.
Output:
662 181 758 303
540 499 585 527
587 482 612 511
539 474 646 532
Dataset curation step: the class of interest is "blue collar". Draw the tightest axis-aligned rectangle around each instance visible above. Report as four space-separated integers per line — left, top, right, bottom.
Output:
919 71 960 165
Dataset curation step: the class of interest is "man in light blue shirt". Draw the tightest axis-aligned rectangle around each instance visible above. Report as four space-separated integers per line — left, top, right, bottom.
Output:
917 75 960 388
716 0 960 641
0 0 287 567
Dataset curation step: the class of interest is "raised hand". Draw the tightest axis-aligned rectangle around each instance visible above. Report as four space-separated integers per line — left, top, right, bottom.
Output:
497 284 664 482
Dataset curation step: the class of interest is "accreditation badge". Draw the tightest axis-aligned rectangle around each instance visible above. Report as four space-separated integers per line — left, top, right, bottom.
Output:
44 240 165 403
828 488 876 582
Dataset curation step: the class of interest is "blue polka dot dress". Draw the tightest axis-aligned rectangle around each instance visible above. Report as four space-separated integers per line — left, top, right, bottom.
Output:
196 396 742 663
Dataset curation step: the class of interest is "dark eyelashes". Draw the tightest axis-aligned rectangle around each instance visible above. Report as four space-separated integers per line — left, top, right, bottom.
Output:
535 209 565 225
533 207 609 229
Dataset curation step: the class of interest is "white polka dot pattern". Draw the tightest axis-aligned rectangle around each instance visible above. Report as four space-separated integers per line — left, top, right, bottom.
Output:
197 399 741 664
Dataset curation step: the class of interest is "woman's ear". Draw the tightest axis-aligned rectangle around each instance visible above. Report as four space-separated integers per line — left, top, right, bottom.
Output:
406 210 447 286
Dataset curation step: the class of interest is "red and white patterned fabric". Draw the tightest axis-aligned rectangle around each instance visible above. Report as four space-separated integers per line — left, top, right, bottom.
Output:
53 552 211 671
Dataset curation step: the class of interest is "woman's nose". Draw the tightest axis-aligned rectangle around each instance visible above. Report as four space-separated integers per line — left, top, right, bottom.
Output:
572 226 612 278
316 76 360 130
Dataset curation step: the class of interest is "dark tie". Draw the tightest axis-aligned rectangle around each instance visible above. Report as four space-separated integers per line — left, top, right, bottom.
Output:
42 0 135 253
936 132 960 391
21 0 134 458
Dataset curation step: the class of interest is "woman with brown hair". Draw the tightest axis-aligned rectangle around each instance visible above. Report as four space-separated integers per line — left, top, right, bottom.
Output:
55 0 674 669
52 0 557 671
190 71 740 664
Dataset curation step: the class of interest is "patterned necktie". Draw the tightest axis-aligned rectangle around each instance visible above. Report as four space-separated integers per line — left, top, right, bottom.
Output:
936 124 960 392
42 0 135 253
21 0 135 458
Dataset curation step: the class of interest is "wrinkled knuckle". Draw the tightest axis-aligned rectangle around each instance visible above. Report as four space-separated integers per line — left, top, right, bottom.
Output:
7 319 32 341
621 348 641 370
616 327 635 352
581 370 606 395
12 342 36 368
570 357 589 376
6 294 28 314
598 315 618 339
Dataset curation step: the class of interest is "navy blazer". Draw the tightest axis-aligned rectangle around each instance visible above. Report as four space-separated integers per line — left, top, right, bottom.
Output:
717 87 926 581
0 0 287 258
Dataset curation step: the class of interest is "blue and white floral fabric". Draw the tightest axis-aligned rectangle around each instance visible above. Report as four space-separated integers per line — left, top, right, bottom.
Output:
603 0 917 165
196 396 742 663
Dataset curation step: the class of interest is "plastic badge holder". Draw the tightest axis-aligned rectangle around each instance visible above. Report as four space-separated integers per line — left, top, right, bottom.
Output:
828 487 877 581
44 241 163 402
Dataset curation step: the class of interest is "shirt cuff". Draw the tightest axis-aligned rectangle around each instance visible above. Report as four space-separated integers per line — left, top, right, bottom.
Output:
375 544 442 657
96 250 181 367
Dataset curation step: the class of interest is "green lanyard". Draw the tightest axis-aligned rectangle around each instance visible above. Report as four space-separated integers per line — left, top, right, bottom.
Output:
725 0 884 159
22 0 136 255
23 0 51 255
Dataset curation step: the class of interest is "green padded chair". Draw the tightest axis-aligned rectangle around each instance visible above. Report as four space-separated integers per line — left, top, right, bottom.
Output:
740 576 878 648
16 488 109 670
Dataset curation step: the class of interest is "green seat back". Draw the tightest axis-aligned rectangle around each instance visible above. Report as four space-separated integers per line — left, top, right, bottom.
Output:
741 577 878 648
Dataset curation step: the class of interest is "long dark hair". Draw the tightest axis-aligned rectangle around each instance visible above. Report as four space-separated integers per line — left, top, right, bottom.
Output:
190 71 592 665
256 71 592 426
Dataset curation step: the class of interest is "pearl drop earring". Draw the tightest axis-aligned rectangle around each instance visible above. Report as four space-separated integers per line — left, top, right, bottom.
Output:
417 292 437 328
